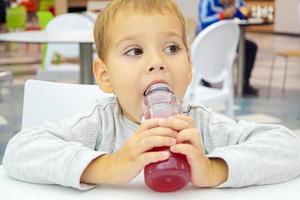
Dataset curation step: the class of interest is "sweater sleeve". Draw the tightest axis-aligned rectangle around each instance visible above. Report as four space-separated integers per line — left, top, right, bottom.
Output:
203 112 300 188
198 0 222 31
2 103 106 190
234 0 246 19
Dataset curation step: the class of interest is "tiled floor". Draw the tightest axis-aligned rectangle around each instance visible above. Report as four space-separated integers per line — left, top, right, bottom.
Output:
234 33 300 130
0 32 300 163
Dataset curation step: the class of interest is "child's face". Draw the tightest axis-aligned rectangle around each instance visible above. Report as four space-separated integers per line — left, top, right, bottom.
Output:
94 10 192 123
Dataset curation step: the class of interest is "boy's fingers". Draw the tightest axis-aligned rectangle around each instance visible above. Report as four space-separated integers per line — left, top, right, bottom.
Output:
177 128 202 148
158 117 190 131
139 151 170 166
170 144 198 160
137 136 176 154
140 127 177 139
172 115 196 127
137 118 162 132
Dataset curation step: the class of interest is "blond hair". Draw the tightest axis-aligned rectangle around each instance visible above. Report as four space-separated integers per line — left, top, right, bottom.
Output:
93 0 187 61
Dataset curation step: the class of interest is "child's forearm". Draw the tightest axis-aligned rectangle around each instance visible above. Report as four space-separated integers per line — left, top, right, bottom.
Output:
81 155 228 187
80 154 116 185
210 158 229 186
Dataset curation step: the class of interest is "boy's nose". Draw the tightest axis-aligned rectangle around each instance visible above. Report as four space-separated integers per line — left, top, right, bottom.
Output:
146 51 167 73
147 55 167 73
148 65 165 72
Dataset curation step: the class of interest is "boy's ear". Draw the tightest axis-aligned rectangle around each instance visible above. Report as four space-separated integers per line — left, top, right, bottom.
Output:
93 58 113 93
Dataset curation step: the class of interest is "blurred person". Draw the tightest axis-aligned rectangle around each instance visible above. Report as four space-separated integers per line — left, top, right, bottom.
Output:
197 0 259 96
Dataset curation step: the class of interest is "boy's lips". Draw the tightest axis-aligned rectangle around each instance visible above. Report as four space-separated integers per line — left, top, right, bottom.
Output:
143 80 168 95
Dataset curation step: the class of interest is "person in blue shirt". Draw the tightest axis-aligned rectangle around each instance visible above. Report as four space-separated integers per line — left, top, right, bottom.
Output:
197 0 259 96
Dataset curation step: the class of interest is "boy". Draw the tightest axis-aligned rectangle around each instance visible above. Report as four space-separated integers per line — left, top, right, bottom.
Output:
198 0 259 96
3 0 300 190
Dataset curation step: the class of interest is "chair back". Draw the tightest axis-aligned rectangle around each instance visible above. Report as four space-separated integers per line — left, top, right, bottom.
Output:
43 13 93 68
22 80 113 129
37 11 53 30
39 0 55 11
185 20 239 118
190 20 239 85
6 5 27 31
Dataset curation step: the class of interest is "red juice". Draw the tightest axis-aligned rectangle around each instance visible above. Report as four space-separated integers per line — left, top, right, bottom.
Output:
142 83 191 192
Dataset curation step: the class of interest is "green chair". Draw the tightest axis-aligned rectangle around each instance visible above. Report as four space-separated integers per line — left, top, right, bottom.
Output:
37 11 54 68
37 11 53 30
6 5 27 31
39 0 55 11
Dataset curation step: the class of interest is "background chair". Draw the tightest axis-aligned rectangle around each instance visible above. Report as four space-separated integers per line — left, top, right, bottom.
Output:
39 0 55 15
6 5 27 32
185 20 240 118
22 80 113 129
0 71 15 132
36 13 94 83
268 50 300 96
37 10 53 30
82 11 97 22
37 11 54 67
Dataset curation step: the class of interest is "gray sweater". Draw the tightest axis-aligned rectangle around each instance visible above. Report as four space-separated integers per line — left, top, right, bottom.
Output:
3 97 300 190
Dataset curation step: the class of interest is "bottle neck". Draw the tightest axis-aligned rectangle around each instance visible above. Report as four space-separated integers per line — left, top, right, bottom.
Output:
142 83 182 120
144 83 173 96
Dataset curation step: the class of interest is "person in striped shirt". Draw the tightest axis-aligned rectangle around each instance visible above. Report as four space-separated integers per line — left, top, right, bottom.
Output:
197 0 259 96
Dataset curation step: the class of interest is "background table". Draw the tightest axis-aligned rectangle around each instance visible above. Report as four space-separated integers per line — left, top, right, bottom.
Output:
236 18 272 97
1 166 300 200
0 30 94 84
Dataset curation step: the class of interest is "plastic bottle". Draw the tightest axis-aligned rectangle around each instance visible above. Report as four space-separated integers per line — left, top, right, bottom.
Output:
142 83 191 192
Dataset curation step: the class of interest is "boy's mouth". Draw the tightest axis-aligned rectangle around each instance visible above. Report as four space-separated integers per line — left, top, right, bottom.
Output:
143 80 168 96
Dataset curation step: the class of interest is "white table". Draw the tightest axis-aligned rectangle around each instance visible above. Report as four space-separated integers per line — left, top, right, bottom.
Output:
236 18 271 97
0 30 94 84
1 166 300 200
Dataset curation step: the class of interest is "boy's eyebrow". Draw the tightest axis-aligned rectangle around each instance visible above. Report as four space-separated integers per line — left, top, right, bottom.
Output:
115 34 141 48
165 31 182 37
115 31 183 47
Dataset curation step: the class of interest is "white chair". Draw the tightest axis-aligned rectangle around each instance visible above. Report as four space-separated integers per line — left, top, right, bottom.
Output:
82 11 98 21
185 20 240 118
22 80 113 129
268 50 300 96
37 13 94 83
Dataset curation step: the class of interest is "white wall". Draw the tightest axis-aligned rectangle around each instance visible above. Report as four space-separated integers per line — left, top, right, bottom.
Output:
175 0 199 22
274 0 300 34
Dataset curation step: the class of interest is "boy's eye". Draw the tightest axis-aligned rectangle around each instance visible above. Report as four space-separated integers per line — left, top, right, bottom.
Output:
164 44 181 55
125 48 143 56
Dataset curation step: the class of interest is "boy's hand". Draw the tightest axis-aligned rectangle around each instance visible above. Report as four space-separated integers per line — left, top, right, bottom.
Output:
81 118 177 185
239 6 250 17
223 6 237 19
159 115 228 187
109 118 178 184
